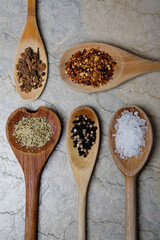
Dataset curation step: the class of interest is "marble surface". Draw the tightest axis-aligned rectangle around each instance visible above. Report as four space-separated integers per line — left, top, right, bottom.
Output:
0 0 160 239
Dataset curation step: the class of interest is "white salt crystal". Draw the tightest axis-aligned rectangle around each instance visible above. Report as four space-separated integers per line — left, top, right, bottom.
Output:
113 110 148 159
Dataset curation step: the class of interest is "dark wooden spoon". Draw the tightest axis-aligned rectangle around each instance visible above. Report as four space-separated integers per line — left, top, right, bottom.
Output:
108 106 153 240
6 107 61 240
59 42 160 93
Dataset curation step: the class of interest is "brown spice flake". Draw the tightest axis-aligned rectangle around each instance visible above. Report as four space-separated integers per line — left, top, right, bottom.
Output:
65 48 116 87
16 47 46 93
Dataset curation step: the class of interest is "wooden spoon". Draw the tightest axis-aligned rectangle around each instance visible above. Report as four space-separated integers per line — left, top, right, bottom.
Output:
66 106 100 240
14 0 48 100
108 105 153 240
59 42 160 93
6 107 61 240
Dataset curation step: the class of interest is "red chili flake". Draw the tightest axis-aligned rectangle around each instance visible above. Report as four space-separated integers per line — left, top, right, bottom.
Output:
65 48 116 87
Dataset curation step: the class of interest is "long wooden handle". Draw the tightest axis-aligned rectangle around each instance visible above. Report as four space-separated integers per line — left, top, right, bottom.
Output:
78 191 87 240
122 58 160 81
146 62 160 71
125 176 137 240
27 0 36 17
131 61 160 73
25 174 40 240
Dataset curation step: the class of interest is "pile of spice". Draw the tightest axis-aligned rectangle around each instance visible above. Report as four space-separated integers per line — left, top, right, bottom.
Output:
65 48 116 87
13 117 52 149
113 110 148 159
16 47 46 93
71 115 97 157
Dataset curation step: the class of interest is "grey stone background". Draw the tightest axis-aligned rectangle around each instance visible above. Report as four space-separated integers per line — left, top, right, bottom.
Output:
0 0 160 239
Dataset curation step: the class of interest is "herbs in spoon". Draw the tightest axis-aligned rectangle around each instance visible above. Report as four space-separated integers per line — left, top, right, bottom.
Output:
13 117 52 149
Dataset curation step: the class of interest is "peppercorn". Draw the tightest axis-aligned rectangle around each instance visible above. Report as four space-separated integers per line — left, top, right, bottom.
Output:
71 115 97 158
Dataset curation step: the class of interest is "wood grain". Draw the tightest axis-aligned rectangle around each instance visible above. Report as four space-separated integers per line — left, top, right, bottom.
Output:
6 107 61 240
108 105 153 240
66 106 100 240
14 0 48 101
125 176 137 240
59 42 160 93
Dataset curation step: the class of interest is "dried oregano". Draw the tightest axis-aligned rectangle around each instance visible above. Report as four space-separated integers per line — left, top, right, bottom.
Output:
13 117 52 149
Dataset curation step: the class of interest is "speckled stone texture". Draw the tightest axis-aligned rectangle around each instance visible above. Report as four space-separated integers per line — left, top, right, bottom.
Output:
0 0 160 239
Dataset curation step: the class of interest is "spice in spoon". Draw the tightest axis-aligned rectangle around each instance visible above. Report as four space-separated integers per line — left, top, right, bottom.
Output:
71 115 97 158
16 47 46 93
113 110 148 159
13 117 53 149
65 48 116 87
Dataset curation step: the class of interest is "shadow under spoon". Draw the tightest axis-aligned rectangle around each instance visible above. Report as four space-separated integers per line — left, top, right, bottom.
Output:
59 42 160 93
108 105 153 240
66 106 100 240
14 0 48 100
6 107 61 240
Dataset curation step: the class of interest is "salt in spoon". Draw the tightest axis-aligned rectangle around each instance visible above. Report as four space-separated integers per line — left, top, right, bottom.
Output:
108 105 153 240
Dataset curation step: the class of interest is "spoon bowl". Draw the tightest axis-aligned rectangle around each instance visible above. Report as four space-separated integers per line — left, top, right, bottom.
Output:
108 105 153 177
67 106 100 171
67 106 100 240
14 0 48 100
59 42 160 93
6 107 61 240
108 105 153 240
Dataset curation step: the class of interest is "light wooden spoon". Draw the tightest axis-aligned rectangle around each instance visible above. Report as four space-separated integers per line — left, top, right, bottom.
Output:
14 0 48 101
108 105 153 240
66 106 100 240
59 42 160 93
6 107 61 240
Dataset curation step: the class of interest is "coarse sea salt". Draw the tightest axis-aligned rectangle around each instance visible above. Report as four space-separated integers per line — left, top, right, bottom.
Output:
113 110 148 159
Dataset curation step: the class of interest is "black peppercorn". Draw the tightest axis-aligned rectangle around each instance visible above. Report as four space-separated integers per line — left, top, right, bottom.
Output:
71 114 97 158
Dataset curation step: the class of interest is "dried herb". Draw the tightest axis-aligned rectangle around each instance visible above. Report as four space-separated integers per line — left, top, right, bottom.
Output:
13 117 52 149
65 48 116 87
16 47 46 93
71 115 97 158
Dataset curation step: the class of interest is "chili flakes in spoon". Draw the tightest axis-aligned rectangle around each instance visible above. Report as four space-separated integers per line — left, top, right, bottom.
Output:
65 48 116 87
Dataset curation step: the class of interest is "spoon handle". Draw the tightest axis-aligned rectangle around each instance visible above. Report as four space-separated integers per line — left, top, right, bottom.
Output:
25 173 40 240
125 176 137 240
78 191 87 240
131 61 160 73
123 58 160 81
27 0 36 17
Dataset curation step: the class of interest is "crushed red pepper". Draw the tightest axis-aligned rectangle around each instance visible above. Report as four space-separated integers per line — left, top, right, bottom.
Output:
65 48 116 87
